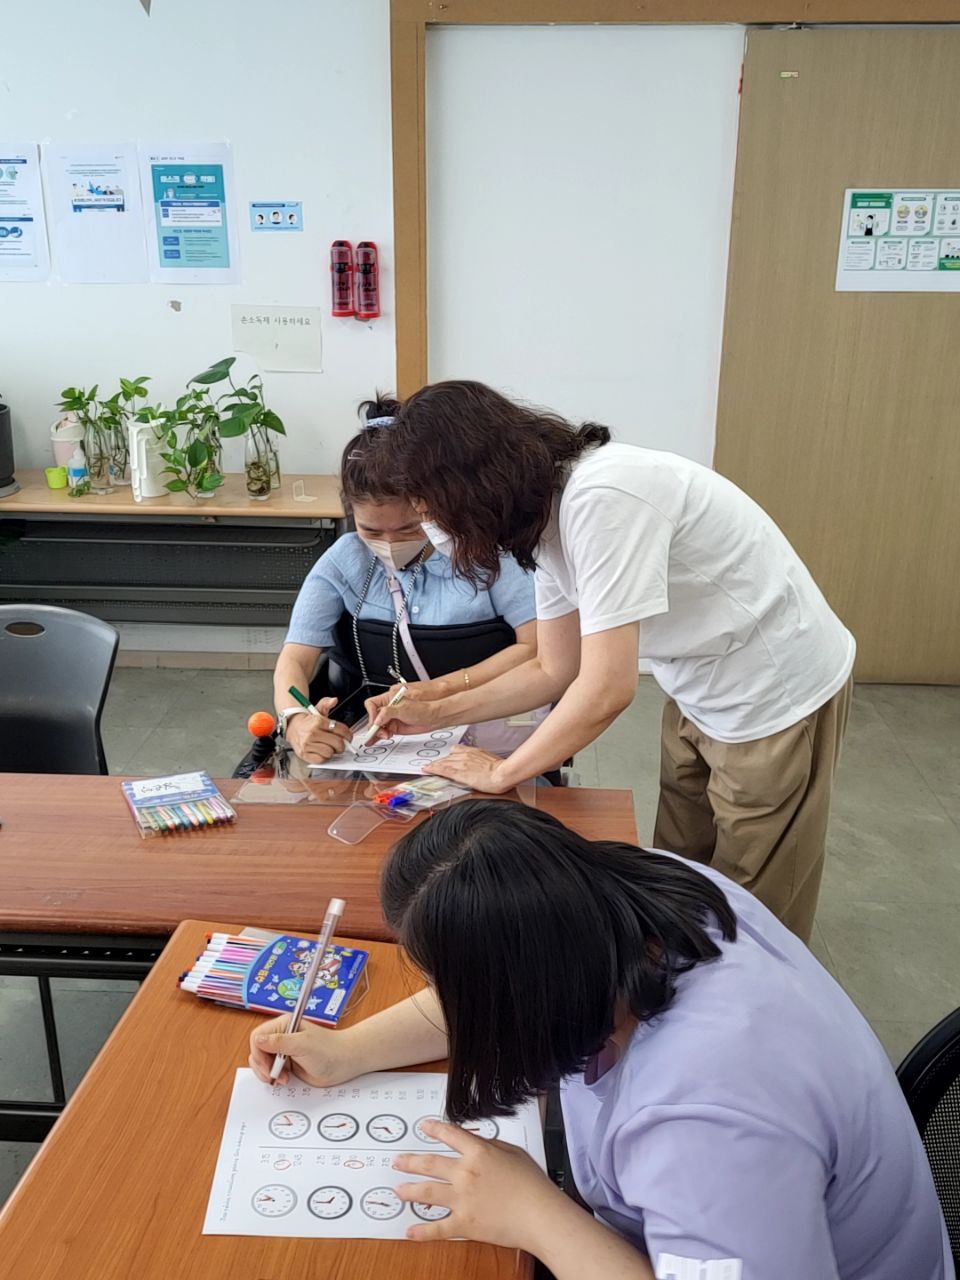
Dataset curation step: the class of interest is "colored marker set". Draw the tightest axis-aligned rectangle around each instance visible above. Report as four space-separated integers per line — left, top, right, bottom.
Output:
122 771 237 839
179 931 369 1027
372 777 468 811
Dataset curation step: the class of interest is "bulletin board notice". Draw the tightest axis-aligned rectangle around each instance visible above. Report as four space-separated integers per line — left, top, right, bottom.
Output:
835 189 960 292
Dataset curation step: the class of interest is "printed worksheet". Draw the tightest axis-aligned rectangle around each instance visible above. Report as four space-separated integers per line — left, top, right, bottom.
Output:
204 1069 546 1239
308 721 467 776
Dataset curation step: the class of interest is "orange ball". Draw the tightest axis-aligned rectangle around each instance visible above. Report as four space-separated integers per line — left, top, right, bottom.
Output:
247 710 276 738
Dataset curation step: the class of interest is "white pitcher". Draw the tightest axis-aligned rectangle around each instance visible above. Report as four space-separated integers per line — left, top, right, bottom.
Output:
129 422 167 501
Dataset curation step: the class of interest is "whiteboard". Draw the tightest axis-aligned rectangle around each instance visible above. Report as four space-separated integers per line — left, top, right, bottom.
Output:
426 24 745 466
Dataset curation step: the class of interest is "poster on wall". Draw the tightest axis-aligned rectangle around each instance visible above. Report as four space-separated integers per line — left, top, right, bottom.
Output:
44 145 147 283
0 144 51 282
836 188 960 292
138 142 240 284
249 201 303 232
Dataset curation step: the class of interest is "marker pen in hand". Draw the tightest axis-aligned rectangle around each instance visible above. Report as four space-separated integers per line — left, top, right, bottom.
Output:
269 897 346 1083
287 685 356 755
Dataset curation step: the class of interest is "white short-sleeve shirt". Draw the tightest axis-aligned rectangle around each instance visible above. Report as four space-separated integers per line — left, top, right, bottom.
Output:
534 443 855 742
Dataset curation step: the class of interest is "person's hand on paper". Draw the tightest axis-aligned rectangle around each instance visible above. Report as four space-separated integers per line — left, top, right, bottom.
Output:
249 1013 360 1088
421 745 511 794
363 684 443 744
284 696 352 764
393 1119 564 1248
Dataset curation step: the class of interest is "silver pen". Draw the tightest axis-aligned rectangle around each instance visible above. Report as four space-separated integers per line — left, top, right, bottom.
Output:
269 897 346 1083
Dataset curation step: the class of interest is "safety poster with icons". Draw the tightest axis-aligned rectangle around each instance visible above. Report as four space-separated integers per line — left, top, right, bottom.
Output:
835 189 960 292
203 1069 546 1239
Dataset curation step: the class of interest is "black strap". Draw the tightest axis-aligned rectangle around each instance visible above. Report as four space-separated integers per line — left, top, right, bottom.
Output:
329 613 515 690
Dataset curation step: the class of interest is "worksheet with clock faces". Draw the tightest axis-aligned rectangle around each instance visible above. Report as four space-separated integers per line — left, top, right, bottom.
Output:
203 1068 546 1240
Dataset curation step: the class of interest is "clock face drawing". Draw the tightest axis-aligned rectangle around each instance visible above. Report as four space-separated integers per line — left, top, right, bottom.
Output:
318 1112 360 1142
461 1118 499 1140
268 1110 311 1140
413 1115 445 1143
366 1113 408 1143
307 1186 353 1220
360 1186 405 1220
411 1200 451 1221
252 1184 297 1217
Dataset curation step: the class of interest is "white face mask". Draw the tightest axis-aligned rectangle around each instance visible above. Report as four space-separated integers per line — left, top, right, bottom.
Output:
361 535 429 572
420 520 456 559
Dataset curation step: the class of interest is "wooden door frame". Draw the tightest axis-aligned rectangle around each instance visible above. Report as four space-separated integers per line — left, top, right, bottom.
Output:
390 0 960 394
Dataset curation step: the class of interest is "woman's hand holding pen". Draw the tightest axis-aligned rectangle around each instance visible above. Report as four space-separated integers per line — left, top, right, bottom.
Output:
285 696 352 763
363 684 443 743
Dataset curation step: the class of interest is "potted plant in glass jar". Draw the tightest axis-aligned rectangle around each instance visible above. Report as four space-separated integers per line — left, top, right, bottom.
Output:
190 357 286 500
57 376 149 492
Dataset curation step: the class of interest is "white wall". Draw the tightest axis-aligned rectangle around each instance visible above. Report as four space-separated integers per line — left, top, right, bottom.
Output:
1 0 394 475
426 25 744 465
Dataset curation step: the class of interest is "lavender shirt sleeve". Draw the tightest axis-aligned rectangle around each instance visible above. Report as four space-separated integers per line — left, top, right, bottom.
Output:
611 1107 841 1280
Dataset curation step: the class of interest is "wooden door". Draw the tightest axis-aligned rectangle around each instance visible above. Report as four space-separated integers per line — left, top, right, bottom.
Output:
715 27 960 682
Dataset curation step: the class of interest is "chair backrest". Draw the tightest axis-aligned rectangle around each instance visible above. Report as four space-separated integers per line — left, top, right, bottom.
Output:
897 1007 960 1267
0 604 119 775
325 614 516 702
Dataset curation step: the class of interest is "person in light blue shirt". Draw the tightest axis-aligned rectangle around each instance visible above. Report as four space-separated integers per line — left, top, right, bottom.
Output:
273 397 537 764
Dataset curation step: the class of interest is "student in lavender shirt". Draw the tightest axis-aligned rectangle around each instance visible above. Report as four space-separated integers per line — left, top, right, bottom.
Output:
248 802 953 1280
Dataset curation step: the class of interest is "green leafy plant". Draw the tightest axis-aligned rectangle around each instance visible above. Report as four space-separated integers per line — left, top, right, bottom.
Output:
58 377 149 488
134 389 223 499
192 356 286 499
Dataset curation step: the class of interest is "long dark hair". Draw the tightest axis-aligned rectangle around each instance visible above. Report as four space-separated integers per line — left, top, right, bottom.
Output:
339 394 405 509
381 799 736 1121
362 380 611 587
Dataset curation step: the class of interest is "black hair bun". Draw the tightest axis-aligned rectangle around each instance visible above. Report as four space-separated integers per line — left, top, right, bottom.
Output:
358 394 402 425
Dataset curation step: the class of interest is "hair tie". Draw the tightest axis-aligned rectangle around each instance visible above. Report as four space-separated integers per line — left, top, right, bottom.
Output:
363 415 396 429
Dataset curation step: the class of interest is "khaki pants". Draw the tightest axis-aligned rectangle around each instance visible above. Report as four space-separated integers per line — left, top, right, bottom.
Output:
652 677 853 942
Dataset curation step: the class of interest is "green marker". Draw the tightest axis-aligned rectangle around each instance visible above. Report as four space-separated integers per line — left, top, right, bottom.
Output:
288 685 319 716
288 685 356 756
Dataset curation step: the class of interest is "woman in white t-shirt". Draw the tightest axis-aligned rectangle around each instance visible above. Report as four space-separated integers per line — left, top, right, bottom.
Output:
363 381 855 939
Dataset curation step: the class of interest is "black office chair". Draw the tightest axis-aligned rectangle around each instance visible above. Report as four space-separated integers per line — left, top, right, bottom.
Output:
0 604 119 775
897 1007 960 1267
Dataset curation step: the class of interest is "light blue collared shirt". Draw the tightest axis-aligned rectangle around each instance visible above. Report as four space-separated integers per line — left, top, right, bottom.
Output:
285 533 536 649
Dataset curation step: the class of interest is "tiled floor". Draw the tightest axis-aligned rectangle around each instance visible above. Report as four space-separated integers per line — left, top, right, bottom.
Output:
2 673 958 1204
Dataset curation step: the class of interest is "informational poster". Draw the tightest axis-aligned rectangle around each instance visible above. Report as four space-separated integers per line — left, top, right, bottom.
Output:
836 189 960 292
139 142 239 284
44 145 147 283
0 144 51 281
250 201 303 232
203 1069 546 1241
231 304 323 372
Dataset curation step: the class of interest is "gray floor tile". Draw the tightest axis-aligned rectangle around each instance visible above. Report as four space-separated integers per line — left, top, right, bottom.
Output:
50 981 137 1097
863 684 960 831
0 1142 40 1206
0 978 53 1103
816 896 960 1029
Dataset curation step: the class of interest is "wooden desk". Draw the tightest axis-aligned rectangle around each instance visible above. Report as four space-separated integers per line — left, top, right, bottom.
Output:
0 774 638 939
1 469 344 519
0 919 530 1280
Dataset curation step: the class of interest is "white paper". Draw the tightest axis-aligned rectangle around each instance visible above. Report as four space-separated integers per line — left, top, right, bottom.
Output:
139 142 239 284
204 1068 546 1239
0 144 50 281
231 304 323 372
835 188 960 292
309 722 468 776
43 145 147 283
